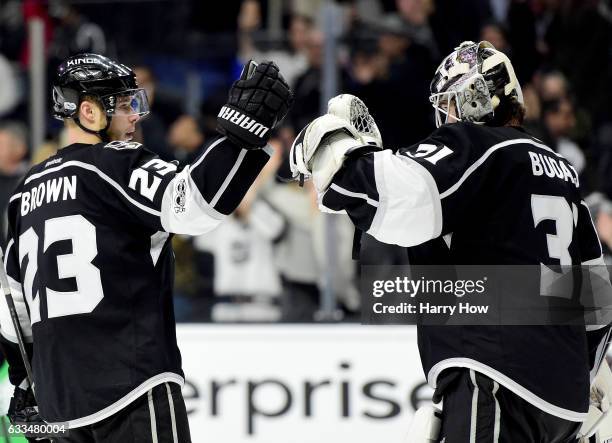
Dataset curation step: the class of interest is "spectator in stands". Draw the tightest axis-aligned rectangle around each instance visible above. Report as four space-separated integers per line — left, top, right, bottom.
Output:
538 97 586 176
0 1 26 62
523 71 571 133
0 54 19 118
195 195 285 323
539 70 569 102
0 121 27 244
480 21 510 55
540 1 612 121
239 8 311 88
395 0 439 59
347 14 434 146
521 82 542 127
536 70 591 160
505 0 538 83
48 0 107 60
591 191 612 264
133 66 174 161
167 115 205 164
261 142 321 322
265 181 320 322
193 144 286 322
311 210 361 320
427 0 492 58
287 28 326 132
378 14 413 64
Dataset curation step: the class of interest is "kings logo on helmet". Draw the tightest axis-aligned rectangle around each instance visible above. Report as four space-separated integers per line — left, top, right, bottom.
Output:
66 57 102 67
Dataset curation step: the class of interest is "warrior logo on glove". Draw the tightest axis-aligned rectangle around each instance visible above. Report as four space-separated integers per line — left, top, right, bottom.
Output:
217 60 294 149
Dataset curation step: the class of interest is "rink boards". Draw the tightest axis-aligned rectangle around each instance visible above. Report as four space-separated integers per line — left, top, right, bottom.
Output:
178 325 428 443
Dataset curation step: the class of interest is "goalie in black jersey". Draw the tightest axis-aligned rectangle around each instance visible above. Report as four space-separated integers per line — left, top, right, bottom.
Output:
290 41 612 442
0 53 292 442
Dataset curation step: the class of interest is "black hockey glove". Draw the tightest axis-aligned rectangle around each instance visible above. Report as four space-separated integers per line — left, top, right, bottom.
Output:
217 60 293 149
8 386 53 442
8 386 38 424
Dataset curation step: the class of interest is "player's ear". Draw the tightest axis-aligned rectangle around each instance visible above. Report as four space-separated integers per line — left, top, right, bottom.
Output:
79 98 107 129
79 99 98 124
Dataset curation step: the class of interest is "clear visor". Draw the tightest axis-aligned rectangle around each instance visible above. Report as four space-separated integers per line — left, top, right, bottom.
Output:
429 91 462 128
102 89 150 118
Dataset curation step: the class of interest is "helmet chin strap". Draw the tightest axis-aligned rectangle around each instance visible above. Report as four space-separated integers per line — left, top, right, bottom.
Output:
74 115 113 143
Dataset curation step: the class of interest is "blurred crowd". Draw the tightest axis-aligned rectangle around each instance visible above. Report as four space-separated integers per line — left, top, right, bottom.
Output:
2 0 612 322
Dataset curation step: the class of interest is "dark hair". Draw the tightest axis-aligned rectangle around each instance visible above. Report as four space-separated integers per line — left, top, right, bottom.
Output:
480 20 509 41
0 121 28 145
488 97 526 126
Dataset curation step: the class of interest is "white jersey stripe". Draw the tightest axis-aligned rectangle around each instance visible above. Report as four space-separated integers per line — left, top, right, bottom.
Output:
590 328 612 383
492 381 501 443
329 183 379 207
469 369 478 443
165 383 178 443
45 372 184 429
0 243 33 341
581 200 603 256
583 255 605 266
428 357 587 421
148 389 159 443
3 239 13 267
191 136 227 170
441 138 565 200
24 160 161 216
210 148 247 208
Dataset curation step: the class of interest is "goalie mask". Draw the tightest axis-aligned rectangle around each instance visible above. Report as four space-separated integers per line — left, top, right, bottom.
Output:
429 41 523 127
52 53 150 140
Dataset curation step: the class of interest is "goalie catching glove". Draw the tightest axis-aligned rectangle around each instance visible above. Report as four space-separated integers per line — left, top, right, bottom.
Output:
217 60 293 149
289 94 383 193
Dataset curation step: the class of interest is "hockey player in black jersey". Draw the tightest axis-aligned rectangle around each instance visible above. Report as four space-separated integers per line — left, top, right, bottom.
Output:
290 41 612 442
0 53 292 442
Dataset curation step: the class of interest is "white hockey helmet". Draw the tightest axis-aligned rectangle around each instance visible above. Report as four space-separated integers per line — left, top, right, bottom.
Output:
429 40 524 127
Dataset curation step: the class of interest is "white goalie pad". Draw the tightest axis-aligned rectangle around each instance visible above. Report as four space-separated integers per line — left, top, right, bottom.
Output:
405 406 442 443
579 359 612 442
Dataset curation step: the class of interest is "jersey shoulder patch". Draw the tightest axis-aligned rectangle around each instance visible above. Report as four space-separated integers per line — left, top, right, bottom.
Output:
104 141 142 151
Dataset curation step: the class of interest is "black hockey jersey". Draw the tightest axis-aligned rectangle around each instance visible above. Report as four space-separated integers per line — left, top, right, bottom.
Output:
0 136 270 426
323 122 612 420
